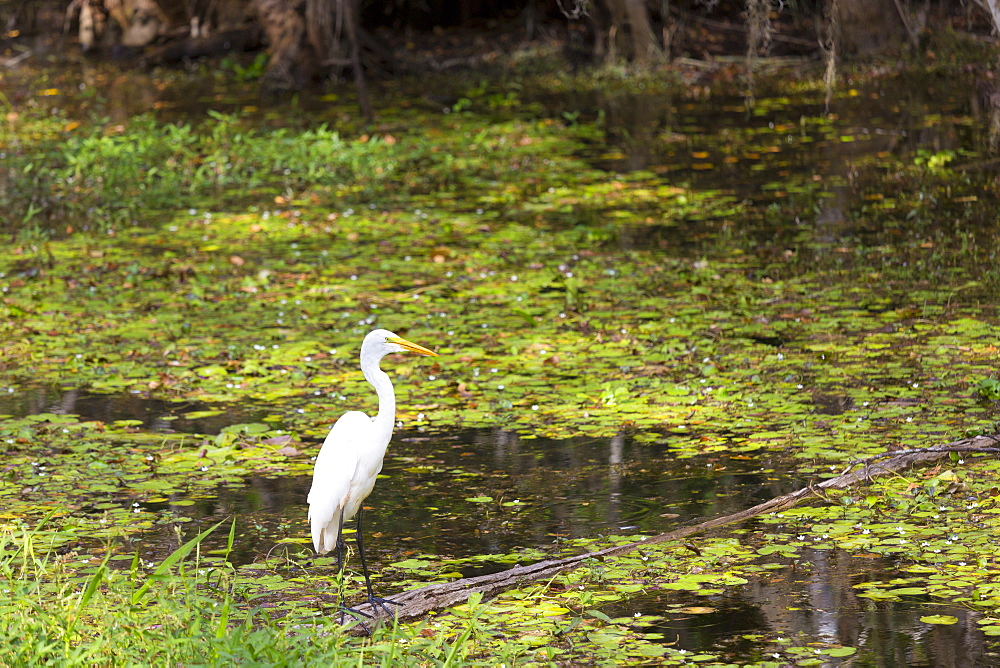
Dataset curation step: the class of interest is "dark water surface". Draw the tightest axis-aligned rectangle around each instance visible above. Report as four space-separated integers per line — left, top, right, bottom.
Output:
0 385 801 556
167 429 799 558
611 549 995 667
0 384 260 434
6 387 1000 664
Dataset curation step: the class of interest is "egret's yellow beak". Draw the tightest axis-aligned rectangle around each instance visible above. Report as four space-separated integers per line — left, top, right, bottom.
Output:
387 336 438 357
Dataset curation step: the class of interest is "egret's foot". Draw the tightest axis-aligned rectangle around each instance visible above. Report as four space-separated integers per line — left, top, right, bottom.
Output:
338 603 374 634
367 595 401 619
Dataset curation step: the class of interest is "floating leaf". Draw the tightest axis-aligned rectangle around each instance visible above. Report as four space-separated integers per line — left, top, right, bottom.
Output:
183 410 224 419
676 606 715 614
920 615 959 625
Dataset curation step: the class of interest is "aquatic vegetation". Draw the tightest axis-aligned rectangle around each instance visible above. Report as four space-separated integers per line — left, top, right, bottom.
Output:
2 54 1000 663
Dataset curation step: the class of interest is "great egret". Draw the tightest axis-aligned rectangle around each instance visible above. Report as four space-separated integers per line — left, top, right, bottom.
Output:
307 328 437 620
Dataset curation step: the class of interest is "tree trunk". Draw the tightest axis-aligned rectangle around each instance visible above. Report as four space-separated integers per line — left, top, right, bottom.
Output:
601 0 661 64
622 0 661 64
834 0 905 55
253 0 309 95
339 0 372 120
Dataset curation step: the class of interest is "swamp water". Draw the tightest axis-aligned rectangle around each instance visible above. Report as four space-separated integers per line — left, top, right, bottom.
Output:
4 58 1000 664
6 387 999 664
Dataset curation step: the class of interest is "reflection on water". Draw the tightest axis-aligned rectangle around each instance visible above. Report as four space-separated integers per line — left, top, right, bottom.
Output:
606 549 1000 667
4 53 998 664
539 78 980 195
0 387 802 563
539 79 1000 310
0 385 266 434
133 428 801 568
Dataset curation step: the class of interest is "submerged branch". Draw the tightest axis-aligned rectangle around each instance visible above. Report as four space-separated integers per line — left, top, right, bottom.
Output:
344 433 1000 630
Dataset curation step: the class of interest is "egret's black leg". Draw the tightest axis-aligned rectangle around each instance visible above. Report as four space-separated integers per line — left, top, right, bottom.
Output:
335 510 346 574
329 507 379 633
355 506 401 619
333 509 373 628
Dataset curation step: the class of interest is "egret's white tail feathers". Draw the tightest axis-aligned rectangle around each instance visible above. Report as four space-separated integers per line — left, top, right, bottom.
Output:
308 504 340 554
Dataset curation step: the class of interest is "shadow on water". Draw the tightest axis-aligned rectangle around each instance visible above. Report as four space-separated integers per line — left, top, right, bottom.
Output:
603 549 1000 667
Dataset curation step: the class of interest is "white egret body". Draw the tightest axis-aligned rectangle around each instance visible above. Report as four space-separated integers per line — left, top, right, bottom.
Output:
307 328 437 617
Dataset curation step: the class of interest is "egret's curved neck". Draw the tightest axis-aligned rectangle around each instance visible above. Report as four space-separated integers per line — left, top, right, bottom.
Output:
363 359 396 442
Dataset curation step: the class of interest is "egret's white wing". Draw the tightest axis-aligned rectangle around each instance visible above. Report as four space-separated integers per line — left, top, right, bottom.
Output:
307 410 377 554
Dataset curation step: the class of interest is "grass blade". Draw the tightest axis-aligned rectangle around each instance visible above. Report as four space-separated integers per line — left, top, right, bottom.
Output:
131 519 227 605
67 549 114 635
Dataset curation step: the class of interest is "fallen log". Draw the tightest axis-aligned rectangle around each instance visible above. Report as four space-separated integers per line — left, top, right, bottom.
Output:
342 433 1000 630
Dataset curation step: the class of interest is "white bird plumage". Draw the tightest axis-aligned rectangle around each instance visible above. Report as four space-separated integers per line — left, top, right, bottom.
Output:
307 328 437 616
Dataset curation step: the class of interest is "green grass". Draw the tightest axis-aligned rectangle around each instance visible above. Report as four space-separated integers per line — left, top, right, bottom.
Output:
0 517 531 666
